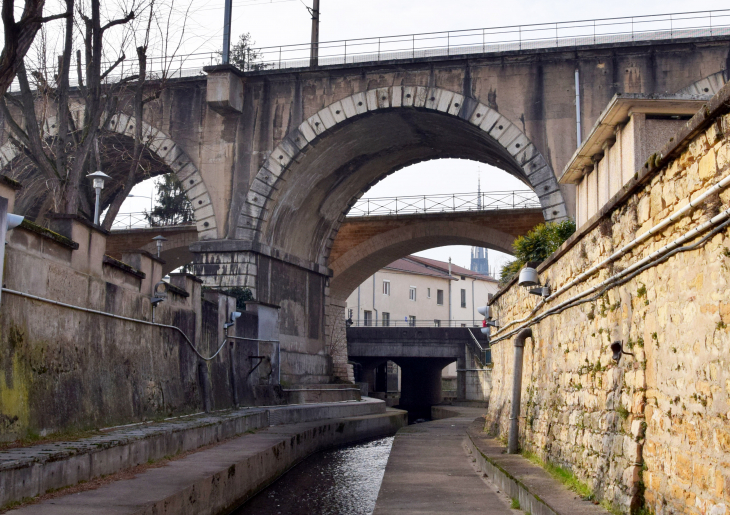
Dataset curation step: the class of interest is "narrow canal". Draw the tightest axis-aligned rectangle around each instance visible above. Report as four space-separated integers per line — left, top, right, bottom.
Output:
232 436 394 515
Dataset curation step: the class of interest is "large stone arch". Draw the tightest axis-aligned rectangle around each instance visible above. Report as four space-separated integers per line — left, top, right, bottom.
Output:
237 86 567 269
0 114 218 240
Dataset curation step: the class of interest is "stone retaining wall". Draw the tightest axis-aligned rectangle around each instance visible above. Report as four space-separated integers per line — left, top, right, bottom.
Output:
486 86 730 514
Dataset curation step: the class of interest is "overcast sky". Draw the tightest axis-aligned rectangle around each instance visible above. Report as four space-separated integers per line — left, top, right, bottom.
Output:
104 0 728 273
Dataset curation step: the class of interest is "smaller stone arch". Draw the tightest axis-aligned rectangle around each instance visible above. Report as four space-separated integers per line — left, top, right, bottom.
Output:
676 71 726 96
237 86 568 249
0 114 218 240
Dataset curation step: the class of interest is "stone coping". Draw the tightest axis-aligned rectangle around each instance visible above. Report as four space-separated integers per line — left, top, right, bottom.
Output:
17 219 79 249
0 397 386 508
102 255 145 278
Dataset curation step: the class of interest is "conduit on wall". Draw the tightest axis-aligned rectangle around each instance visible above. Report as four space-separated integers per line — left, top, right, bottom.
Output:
492 168 730 341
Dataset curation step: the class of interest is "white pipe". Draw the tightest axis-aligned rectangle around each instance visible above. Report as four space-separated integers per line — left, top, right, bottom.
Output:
575 68 582 147
492 204 730 344
495 171 730 337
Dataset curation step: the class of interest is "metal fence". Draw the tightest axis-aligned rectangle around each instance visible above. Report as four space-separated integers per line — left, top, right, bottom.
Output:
348 320 484 328
346 190 540 217
243 9 730 71
10 9 729 92
111 212 196 230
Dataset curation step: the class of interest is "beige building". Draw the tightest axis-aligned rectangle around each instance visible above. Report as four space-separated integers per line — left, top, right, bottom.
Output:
345 255 498 328
559 94 709 228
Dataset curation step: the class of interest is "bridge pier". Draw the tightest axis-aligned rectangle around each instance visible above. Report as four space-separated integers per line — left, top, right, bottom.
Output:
393 357 454 421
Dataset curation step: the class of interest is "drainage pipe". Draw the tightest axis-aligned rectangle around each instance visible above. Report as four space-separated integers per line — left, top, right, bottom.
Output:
508 328 532 454
494 170 730 337
575 68 582 147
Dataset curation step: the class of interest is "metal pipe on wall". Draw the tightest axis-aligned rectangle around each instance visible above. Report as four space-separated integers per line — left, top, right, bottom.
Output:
575 68 582 147
508 327 532 454
222 0 233 64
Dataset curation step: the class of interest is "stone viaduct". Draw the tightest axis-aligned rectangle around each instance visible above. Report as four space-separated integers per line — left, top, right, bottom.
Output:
3 34 730 382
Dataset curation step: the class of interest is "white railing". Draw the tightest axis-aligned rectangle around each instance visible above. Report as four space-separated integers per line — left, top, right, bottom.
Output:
346 190 540 217
348 319 483 328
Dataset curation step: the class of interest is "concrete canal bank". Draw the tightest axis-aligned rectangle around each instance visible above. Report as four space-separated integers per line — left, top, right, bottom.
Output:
2 398 405 514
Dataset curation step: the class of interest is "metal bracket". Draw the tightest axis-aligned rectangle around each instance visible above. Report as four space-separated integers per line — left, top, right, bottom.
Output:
248 355 267 376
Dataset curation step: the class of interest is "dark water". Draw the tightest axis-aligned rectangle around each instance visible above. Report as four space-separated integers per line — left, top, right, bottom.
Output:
233 436 394 515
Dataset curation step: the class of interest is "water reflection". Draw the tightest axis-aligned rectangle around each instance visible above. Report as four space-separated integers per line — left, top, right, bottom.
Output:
233 436 394 515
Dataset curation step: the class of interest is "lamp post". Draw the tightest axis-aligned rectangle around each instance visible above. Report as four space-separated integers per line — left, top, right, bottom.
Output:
153 235 167 258
87 171 111 225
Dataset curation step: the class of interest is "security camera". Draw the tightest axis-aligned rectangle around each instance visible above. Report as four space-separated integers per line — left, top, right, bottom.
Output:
477 305 491 319
224 311 242 329
7 214 24 230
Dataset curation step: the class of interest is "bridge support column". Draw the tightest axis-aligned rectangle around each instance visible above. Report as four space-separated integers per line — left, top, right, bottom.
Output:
396 358 453 420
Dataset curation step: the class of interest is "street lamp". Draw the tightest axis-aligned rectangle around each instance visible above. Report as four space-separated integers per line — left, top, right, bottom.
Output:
87 171 111 225
153 235 167 258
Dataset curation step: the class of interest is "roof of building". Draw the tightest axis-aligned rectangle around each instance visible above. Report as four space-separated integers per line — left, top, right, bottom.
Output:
558 93 709 185
383 255 497 283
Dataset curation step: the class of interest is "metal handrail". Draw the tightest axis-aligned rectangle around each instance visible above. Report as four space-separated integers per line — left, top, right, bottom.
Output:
348 320 483 328
239 9 730 71
111 212 196 230
347 190 540 217
9 9 729 92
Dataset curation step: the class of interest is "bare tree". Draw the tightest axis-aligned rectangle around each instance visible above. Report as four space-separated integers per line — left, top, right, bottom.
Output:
0 0 69 96
1 0 194 225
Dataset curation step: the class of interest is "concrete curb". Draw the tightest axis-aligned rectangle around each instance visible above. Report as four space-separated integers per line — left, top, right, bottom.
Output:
0 398 385 508
6 409 407 514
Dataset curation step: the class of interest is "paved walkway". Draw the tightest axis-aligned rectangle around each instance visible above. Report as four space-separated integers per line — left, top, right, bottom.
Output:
374 407 514 514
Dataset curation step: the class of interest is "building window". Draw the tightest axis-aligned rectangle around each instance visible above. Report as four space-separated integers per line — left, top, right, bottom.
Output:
427 288 431 298
364 310 372 327
347 308 353 319
437 289 444 305
382 312 390 327
409 287 417 301
461 288 466 308
434 319 441 327
408 315 416 327
460 323 466 327
460 275 466 280
383 280 390 295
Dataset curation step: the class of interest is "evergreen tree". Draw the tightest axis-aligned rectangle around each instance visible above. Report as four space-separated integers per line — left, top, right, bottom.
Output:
221 33 270 71
145 174 194 227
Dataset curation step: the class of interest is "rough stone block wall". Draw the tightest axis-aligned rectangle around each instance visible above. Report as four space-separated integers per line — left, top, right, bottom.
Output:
0 227 243 440
486 109 730 514
324 293 353 382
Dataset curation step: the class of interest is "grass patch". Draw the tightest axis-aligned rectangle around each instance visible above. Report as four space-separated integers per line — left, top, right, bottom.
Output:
510 497 520 509
521 450 593 499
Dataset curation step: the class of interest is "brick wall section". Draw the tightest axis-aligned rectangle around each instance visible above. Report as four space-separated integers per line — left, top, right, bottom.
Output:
486 95 730 513
330 209 545 263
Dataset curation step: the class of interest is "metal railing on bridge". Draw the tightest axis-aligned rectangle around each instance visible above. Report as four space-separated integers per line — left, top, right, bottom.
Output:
346 190 539 217
241 9 730 71
111 212 196 230
10 9 729 92
348 319 483 328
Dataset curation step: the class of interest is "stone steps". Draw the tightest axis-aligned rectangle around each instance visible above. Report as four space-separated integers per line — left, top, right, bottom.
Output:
0 397 384 509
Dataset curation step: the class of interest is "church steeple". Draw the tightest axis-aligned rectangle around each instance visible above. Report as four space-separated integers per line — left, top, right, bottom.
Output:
470 169 490 276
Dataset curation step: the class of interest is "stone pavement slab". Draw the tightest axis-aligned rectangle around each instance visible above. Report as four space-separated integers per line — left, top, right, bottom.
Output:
374 408 514 514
